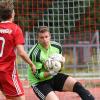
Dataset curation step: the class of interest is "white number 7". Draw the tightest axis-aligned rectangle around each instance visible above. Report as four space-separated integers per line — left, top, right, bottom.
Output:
0 37 5 57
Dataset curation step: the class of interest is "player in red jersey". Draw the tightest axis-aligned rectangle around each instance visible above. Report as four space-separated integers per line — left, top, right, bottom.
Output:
0 1 36 100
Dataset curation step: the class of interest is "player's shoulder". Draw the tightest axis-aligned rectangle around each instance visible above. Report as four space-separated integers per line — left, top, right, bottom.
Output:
11 23 21 30
0 22 18 28
50 41 61 48
7 23 21 31
29 43 39 55
7 22 17 27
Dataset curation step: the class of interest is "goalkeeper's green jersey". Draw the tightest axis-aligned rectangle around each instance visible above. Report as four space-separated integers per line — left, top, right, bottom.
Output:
27 41 62 86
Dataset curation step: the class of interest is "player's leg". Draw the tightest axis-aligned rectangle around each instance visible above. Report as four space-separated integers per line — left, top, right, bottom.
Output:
62 76 95 100
6 95 25 100
62 76 77 91
31 81 59 100
1 70 25 100
45 91 59 100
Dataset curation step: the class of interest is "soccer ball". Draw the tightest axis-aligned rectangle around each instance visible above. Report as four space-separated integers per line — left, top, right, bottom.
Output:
50 54 65 63
45 58 61 72
52 60 61 72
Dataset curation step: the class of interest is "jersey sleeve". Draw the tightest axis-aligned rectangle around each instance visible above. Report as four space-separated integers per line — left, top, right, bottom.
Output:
14 26 25 46
57 42 62 54
51 41 62 54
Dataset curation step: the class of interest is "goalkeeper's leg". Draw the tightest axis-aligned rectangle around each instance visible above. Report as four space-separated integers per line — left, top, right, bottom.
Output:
63 76 95 100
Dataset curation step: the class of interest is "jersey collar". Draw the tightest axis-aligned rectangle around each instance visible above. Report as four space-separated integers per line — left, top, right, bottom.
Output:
1 21 12 23
38 43 51 51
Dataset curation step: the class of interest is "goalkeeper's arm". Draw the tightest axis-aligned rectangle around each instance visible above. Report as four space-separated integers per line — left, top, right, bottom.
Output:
34 69 56 80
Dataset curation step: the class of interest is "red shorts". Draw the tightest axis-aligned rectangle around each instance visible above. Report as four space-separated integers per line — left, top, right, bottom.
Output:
0 70 24 97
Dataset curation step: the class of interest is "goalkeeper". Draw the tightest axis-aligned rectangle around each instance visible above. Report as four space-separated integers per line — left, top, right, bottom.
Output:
27 26 94 100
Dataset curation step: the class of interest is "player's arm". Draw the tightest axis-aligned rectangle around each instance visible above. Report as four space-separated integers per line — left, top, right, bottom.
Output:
33 62 54 79
29 49 53 79
34 69 51 80
16 44 36 73
33 61 53 79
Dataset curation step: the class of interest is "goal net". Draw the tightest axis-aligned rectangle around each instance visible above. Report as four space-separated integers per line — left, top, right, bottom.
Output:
14 0 100 76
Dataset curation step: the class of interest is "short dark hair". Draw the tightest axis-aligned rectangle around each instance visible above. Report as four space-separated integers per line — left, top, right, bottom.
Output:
0 0 14 21
36 26 50 37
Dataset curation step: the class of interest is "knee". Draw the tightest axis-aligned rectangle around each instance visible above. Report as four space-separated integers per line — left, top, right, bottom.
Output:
63 77 77 91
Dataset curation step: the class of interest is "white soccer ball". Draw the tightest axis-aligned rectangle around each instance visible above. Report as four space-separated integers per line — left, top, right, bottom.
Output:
52 60 61 72
45 58 61 72
50 54 65 63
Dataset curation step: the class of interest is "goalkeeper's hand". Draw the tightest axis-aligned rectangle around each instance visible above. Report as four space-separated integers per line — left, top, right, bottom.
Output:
49 70 58 76
44 58 53 70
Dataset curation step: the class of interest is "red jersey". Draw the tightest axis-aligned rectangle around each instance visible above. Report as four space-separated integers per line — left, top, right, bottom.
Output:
0 21 24 72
